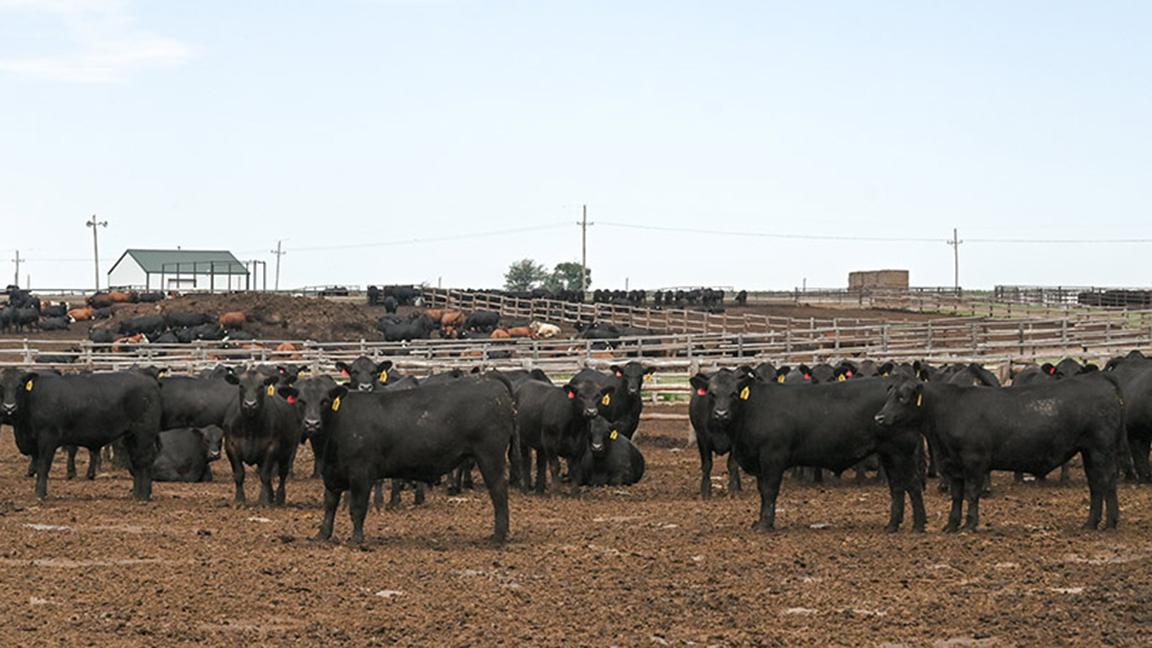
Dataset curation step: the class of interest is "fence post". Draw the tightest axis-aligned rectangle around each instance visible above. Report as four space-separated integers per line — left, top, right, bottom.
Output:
1018 321 1025 356
737 333 744 357
926 324 933 355
882 325 889 353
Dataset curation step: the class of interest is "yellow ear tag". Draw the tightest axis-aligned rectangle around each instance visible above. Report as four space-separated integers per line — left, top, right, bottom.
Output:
740 386 750 400
602 394 611 406
644 374 652 382
267 385 275 396
883 372 889 377
331 396 341 412
776 375 785 384
916 393 922 408
610 430 618 440
379 370 388 382
25 380 34 392
837 374 846 382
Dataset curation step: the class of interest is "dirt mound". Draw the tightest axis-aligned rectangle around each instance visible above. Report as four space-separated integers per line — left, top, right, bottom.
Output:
98 293 384 341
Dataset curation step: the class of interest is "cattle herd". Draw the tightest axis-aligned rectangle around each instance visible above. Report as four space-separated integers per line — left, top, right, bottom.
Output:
0 345 1150 546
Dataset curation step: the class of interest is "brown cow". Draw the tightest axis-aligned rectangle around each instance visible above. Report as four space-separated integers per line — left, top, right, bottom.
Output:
112 333 148 353
441 309 466 329
490 328 511 339
68 307 95 321
505 326 535 338
219 311 246 328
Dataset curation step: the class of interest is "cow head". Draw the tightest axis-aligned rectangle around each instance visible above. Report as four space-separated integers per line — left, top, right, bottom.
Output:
199 425 225 462
588 415 612 455
277 375 339 439
609 362 656 398
874 378 926 428
336 357 393 392
564 379 615 421
225 370 280 418
689 367 756 428
0 368 36 421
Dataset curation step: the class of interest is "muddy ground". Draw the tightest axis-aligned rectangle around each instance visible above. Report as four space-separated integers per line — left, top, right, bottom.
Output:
1 408 1151 647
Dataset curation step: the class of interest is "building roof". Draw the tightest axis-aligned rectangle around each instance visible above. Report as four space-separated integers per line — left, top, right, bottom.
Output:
109 249 248 276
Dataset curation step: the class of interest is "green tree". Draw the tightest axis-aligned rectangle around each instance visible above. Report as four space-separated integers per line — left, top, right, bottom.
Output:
544 261 591 292
503 258 549 291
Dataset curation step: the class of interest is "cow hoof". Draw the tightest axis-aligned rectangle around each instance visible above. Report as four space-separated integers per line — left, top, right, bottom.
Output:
883 524 899 533
912 525 926 533
943 524 959 533
751 521 774 532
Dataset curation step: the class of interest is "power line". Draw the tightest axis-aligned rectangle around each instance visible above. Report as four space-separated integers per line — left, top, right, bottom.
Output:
288 222 570 253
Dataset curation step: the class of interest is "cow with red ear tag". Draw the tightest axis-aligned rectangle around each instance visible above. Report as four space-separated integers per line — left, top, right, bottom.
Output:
689 366 755 499
513 377 616 496
222 369 302 506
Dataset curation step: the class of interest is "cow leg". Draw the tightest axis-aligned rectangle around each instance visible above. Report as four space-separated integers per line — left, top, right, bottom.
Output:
26 456 36 478
1082 449 1120 530
309 437 324 479
534 447 548 495
962 471 983 532
413 482 426 506
348 483 372 545
1060 461 1071 484
727 452 742 496
34 444 57 501
697 443 714 500
372 480 385 510
275 459 290 506
229 452 246 504
1014 471 1025 483
474 451 510 543
316 486 341 541
752 462 786 532
125 433 157 501
387 479 403 509
568 455 586 496
879 452 924 533
66 446 78 480
1130 437 1152 483
926 438 939 479
944 476 964 533
256 460 275 506
87 448 100 480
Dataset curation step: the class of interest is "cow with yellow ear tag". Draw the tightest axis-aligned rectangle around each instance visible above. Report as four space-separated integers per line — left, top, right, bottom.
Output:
689 366 756 499
571 361 657 441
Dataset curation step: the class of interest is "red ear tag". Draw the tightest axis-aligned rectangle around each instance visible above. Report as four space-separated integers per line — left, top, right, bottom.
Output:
287 395 297 404
846 370 853 377
804 373 811 380
615 371 622 377
341 369 348 377
696 388 706 396
1048 367 1056 374
567 390 575 399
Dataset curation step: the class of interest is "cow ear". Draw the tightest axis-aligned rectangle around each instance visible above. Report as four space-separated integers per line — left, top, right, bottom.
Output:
736 374 756 399
470 366 482 374
643 366 656 377
224 372 240 385
263 374 281 387
334 362 349 374
918 369 931 382
736 365 755 380
609 365 622 376
377 360 394 372
278 386 298 400
327 385 348 402
599 384 616 397
689 373 710 392
1082 363 1099 373
877 361 895 375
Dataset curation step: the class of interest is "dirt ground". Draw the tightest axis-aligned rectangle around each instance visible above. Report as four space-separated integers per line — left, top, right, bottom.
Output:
1 406 1151 647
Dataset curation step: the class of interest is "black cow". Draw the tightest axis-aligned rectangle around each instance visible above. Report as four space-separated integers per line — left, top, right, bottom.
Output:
221 370 302 505
119 315 167 337
578 417 645 486
875 373 1123 532
283 375 338 479
693 372 926 532
514 377 615 495
165 312 212 328
152 426 225 482
1104 353 1152 482
572 362 655 440
383 296 398 314
159 374 237 429
464 310 500 332
689 367 753 498
300 375 516 544
378 314 437 341
39 316 70 331
0 368 161 501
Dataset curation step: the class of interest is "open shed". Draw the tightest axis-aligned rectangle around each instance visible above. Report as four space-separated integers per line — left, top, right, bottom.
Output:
107 249 251 292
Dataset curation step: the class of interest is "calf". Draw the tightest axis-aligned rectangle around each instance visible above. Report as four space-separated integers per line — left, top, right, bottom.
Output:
695 372 925 532
875 373 1123 532
221 370 302 505
573 362 655 440
152 426 225 482
302 375 516 544
689 367 752 498
0 369 161 501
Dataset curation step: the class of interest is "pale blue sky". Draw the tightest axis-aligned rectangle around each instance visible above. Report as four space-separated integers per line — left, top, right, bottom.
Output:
2 1 1150 291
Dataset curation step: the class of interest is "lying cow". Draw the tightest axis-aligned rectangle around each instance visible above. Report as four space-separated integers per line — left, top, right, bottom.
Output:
152 426 225 482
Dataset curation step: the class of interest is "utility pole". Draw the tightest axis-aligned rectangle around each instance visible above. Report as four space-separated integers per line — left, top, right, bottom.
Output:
86 215 108 291
946 228 963 293
12 250 24 287
577 205 594 293
271 240 287 291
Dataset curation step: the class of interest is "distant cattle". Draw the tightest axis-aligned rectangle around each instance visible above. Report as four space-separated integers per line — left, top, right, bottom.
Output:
529 321 561 339
219 311 247 329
